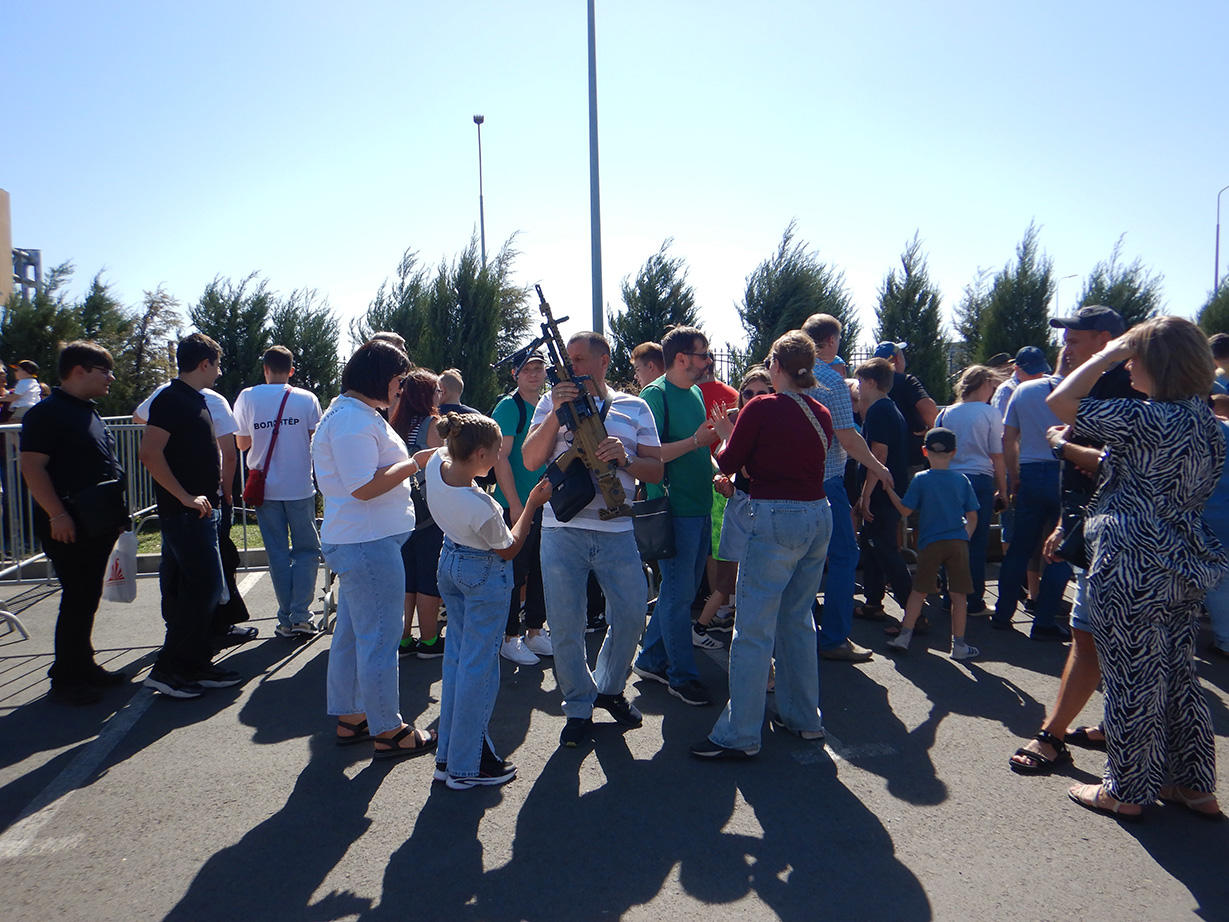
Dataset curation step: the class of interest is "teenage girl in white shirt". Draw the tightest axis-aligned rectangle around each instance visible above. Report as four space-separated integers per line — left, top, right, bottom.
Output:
426 412 551 789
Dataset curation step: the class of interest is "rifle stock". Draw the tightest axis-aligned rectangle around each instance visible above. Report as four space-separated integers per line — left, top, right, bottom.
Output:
536 285 631 520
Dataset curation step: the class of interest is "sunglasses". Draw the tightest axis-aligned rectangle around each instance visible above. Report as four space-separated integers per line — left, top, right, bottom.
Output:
741 387 773 399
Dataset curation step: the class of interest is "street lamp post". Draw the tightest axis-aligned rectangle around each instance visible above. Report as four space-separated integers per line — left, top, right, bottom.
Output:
1216 184 1229 295
587 0 603 332
1053 273 1077 315
474 115 487 266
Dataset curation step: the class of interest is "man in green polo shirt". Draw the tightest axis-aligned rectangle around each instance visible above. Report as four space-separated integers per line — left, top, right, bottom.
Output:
632 327 720 706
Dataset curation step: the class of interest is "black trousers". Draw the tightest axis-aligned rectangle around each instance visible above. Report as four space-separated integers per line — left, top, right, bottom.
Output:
504 506 546 635
41 525 121 685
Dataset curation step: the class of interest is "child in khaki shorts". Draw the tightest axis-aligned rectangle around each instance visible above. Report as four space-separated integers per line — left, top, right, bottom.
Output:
884 427 981 660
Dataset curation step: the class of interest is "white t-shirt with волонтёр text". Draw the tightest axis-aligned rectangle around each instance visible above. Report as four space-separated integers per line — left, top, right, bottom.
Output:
233 384 322 502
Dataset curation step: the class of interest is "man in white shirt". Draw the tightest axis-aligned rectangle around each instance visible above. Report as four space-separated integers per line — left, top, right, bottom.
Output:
233 346 323 635
1 360 45 420
521 331 664 749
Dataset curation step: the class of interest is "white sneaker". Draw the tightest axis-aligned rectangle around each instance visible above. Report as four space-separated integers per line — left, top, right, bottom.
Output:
692 624 723 649
524 632 553 657
951 643 980 661
500 636 540 665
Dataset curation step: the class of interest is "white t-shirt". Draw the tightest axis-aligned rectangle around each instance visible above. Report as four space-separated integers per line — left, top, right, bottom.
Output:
311 396 413 544
11 377 41 410
530 388 660 533
935 401 1003 478
135 383 239 437
424 451 513 551
233 384 322 501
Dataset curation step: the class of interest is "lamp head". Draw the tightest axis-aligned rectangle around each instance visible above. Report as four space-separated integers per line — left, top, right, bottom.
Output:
473 115 484 125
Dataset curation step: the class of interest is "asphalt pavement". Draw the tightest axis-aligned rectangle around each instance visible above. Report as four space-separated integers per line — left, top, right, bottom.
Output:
1 566 1228 922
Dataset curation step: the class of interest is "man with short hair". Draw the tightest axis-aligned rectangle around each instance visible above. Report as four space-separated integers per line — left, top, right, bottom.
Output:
872 341 938 469
802 314 894 663
437 367 479 415
139 333 240 698
522 331 664 748
233 346 323 637
491 351 552 665
991 346 1052 418
1209 332 1229 394
633 327 720 705
21 342 130 705
631 342 664 389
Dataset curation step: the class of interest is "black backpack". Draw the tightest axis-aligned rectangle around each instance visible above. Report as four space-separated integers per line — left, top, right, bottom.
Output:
474 392 529 490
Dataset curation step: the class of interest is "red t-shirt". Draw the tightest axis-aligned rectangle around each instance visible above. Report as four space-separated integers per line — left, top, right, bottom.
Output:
717 393 832 500
698 380 740 457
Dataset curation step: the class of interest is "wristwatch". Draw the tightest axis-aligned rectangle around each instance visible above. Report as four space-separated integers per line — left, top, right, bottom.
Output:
1052 439 1067 460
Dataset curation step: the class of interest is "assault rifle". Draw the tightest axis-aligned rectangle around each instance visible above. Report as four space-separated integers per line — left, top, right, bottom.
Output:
513 284 630 520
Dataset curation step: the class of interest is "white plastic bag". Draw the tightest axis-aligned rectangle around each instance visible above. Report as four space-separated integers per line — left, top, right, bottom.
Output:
102 530 138 603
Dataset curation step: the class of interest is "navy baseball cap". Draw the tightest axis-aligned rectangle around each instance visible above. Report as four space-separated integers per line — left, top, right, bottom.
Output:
872 341 907 360
1049 305 1125 337
923 427 957 453
514 351 547 372
1012 346 1052 375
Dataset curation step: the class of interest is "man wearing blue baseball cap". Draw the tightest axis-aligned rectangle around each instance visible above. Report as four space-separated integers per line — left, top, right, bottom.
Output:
992 346 1053 418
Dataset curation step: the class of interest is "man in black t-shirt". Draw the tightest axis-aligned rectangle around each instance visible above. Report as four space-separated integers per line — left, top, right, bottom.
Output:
21 342 130 706
873 342 939 469
138 333 240 699
854 358 914 614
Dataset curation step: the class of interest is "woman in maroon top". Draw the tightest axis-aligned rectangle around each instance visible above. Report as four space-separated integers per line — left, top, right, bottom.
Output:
692 332 835 759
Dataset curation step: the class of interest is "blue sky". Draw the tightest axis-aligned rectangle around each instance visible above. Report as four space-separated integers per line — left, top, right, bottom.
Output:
5 1 1228 354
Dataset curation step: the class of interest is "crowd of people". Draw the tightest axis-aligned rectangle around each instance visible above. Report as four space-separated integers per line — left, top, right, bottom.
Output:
14 307 1229 817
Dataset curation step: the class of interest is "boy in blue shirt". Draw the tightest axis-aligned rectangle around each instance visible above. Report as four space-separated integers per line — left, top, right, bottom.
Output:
885 428 981 660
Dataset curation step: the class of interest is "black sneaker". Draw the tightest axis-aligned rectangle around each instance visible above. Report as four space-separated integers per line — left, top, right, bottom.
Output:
559 717 593 748
144 669 205 698
48 682 103 706
594 692 643 727
434 738 507 782
446 757 517 789
632 664 669 685
194 665 244 688
398 637 420 658
84 666 129 687
690 738 758 759
586 612 608 634
416 636 445 660
668 679 713 706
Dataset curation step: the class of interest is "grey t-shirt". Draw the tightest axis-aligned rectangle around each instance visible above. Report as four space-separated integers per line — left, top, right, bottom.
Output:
1004 376 1062 465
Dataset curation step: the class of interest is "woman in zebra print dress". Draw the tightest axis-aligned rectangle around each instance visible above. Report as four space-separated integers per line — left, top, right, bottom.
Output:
1047 316 1226 820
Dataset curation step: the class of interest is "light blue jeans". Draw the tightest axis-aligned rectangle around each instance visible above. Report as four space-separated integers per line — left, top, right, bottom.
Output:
637 514 710 686
436 538 512 778
255 497 321 626
709 499 832 751
540 526 648 718
322 532 410 736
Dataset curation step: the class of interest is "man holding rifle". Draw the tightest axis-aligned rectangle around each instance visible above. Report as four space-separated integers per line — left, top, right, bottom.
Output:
522 330 664 749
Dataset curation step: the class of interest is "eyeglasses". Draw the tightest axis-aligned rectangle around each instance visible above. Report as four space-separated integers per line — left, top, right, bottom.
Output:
682 351 714 361
741 387 772 399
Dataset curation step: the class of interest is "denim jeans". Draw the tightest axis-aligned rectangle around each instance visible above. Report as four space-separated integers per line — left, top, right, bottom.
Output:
157 508 225 675
437 538 512 778
817 476 857 651
540 526 647 718
962 473 996 609
994 462 1071 628
709 499 831 751
637 514 710 685
322 532 410 736
255 497 321 626
1205 573 1229 650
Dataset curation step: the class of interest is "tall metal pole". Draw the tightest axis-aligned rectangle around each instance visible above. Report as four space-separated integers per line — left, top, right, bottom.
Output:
1053 273 1077 315
1216 184 1229 295
474 115 487 266
587 0 604 333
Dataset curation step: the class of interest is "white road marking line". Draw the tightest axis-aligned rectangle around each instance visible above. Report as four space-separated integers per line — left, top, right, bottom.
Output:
0 688 156 860
237 570 264 595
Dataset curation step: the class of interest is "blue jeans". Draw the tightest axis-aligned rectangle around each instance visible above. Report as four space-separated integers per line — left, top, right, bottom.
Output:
1205 572 1229 650
436 538 512 778
322 532 410 736
817 476 857 651
540 526 647 719
994 462 1070 628
709 499 831 751
157 508 225 675
255 497 321 626
963 473 995 609
637 514 710 685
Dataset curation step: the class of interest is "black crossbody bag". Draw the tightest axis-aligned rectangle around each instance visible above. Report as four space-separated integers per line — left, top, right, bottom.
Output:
633 385 676 561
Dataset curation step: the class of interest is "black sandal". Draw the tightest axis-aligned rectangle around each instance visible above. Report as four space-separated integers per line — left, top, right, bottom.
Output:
336 718 370 746
1010 730 1073 775
373 726 438 761
1065 726 1107 751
